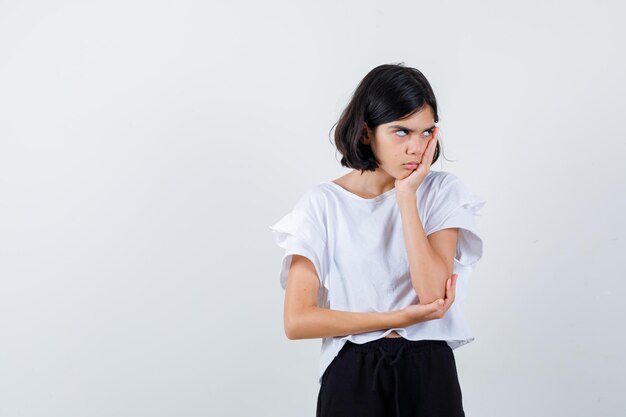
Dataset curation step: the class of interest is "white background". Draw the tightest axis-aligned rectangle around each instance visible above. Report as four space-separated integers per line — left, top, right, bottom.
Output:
1 1 624 416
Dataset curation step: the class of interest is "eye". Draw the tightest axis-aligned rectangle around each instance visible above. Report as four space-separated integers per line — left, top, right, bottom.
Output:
395 129 409 137
422 129 433 138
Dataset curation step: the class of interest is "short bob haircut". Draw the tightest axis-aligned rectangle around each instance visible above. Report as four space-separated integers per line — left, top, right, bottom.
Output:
331 63 442 172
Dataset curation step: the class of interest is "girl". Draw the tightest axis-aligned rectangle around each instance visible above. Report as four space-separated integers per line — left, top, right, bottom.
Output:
269 63 486 417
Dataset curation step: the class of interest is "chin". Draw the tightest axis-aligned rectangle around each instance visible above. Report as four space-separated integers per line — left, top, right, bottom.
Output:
399 169 413 178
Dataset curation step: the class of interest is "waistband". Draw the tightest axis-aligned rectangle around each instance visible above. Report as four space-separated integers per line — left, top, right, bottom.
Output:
340 337 451 414
342 338 448 355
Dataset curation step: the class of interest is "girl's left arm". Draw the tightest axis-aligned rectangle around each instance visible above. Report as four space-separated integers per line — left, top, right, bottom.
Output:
397 193 457 305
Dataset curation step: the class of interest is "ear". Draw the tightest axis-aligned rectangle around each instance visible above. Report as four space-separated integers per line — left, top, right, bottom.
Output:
361 122 371 144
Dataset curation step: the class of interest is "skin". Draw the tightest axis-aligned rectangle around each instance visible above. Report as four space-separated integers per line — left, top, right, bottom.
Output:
283 105 459 340
362 104 439 196
362 104 458 336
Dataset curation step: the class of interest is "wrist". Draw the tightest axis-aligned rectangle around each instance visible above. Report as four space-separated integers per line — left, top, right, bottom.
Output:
396 193 417 211
393 309 410 327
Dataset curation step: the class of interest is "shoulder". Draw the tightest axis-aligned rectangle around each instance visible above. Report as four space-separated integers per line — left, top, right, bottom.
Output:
426 170 461 188
291 183 330 223
425 170 485 212
293 183 327 208
419 170 461 197
419 171 477 215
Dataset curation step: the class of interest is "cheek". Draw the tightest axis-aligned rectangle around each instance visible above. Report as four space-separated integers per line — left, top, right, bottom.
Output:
376 139 401 162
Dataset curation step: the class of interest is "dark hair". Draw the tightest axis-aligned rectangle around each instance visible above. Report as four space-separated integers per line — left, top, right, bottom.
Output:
330 63 443 172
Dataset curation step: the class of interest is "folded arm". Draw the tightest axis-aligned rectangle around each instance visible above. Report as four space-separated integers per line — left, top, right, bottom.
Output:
283 255 410 340
397 194 458 305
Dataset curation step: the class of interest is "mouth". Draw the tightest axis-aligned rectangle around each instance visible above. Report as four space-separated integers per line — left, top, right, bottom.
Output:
404 163 419 170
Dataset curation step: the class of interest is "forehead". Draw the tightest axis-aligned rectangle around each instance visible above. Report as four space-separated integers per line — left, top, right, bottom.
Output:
384 106 434 130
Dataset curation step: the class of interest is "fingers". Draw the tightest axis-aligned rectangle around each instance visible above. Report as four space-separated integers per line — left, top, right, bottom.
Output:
425 136 437 170
451 273 457 299
427 273 459 319
429 135 437 154
432 128 439 146
442 273 457 310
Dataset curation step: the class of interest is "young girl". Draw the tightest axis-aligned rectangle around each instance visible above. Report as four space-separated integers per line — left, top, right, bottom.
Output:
269 63 486 417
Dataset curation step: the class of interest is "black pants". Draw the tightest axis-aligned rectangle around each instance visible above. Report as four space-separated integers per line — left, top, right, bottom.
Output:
316 338 465 417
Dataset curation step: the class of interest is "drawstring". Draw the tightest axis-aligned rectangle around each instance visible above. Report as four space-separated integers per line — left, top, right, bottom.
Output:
371 343 409 417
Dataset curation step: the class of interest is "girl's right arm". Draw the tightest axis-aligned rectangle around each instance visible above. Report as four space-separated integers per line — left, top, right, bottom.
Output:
283 255 456 340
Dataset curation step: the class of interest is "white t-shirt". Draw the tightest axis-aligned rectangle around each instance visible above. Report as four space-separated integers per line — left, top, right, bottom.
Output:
269 169 487 384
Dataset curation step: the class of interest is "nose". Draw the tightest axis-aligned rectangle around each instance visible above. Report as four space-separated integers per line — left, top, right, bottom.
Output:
407 133 428 155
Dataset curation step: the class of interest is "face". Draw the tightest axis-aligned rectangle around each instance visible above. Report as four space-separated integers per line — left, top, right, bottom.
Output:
365 105 438 179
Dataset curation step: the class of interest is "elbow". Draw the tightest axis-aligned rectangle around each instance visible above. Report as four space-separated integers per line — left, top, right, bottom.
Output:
285 325 299 340
284 312 303 340
415 276 448 305
416 292 444 306
284 306 318 340
284 317 297 340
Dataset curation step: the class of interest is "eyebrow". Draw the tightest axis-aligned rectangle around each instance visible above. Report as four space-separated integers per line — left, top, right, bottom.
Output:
387 124 436 133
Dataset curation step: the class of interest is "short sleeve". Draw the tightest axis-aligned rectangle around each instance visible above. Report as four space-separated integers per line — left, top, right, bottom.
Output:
424 173 487 268
268 208 328 291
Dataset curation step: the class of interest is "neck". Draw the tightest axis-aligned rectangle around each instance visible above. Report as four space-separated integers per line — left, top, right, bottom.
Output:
353 169 395 196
